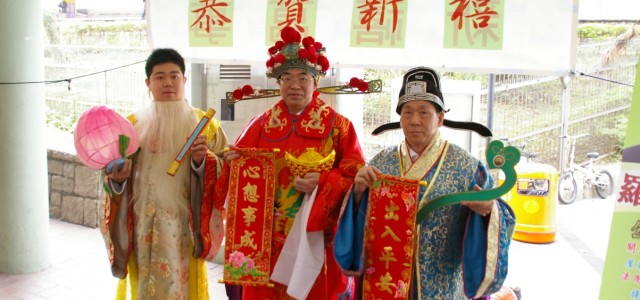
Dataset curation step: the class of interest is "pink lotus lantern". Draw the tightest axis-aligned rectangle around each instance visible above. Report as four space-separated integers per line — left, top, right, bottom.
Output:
74 105 139 171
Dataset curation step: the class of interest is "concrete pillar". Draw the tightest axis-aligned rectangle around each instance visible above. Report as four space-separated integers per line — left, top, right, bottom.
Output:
190 63 206 110
335 68 365 144
0 0 50 273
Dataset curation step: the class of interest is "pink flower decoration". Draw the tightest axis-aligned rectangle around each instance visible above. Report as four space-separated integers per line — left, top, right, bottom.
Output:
74 105 139 170
245 257 255 271
229 251 245 268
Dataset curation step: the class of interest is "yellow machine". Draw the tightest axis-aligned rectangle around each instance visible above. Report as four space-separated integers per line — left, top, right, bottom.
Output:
502 162 558 244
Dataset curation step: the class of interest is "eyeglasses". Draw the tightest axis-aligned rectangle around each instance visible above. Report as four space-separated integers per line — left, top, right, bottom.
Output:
279 76 313 86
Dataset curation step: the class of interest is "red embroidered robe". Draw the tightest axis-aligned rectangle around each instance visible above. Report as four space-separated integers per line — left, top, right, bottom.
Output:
225 97 365 299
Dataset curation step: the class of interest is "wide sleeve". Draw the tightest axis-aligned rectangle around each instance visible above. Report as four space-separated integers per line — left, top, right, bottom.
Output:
99 177 134 279
306 115 366 232
190 116 229 260
213 114 263 212
462 197 516 298
333 186 369 276
98 114 138 279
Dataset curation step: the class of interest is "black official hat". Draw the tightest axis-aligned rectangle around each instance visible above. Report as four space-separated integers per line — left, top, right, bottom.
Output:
396 67 445 114
373 66 492 137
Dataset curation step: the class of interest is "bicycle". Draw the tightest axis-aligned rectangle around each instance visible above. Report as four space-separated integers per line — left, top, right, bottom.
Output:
557 134 614 204
498 137 539 163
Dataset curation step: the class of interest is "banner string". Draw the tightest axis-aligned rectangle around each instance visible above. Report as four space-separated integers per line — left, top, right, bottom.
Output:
572 70 634 87
0 60 146 90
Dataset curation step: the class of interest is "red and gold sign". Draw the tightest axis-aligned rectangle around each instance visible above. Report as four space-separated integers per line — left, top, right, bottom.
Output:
363 174 421 300
222 148 278 287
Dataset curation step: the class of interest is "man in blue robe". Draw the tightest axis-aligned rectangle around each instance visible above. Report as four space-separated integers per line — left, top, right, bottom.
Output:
334 67 516 299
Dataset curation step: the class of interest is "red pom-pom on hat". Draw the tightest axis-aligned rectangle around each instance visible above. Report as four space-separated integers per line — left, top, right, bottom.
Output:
306 46 316 55
349 77 361 87
268 46 278 55
308 55 317 64
317 56 330 71
281 26 301 44
274 53 286 64
357 81 369 92
241 85 254 96
232 89 244 100
313 42 323 50
298 48 309 59
302 36 315 49
275 41 285 50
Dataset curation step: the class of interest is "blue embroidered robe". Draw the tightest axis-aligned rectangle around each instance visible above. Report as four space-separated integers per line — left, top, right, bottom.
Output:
334 137 516 299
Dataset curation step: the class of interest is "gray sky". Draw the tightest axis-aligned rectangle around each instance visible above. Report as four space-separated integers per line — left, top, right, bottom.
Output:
579 0 640 21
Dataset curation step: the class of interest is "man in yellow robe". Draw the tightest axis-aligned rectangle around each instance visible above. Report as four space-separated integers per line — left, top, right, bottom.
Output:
101 48 228 299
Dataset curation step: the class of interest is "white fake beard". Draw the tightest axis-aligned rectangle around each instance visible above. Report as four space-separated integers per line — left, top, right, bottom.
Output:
132 100 198 217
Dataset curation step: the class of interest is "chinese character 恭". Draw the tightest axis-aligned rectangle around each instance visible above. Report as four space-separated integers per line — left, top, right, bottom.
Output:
191 0 232 33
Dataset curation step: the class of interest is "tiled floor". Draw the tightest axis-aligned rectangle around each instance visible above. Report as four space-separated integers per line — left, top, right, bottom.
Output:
0 219 226 300
0 162 621 300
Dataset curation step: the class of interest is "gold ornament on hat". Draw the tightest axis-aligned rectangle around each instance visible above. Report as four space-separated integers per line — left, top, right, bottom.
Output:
285 148 336 177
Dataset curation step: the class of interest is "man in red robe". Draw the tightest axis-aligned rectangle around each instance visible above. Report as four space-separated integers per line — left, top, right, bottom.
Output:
222 27 366 300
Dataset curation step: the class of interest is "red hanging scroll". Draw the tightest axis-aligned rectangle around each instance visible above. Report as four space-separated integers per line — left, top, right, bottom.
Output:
362 174 422 299
222 148 278 287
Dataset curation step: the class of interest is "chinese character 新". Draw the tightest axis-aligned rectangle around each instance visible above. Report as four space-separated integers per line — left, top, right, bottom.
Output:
358 0 403 33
